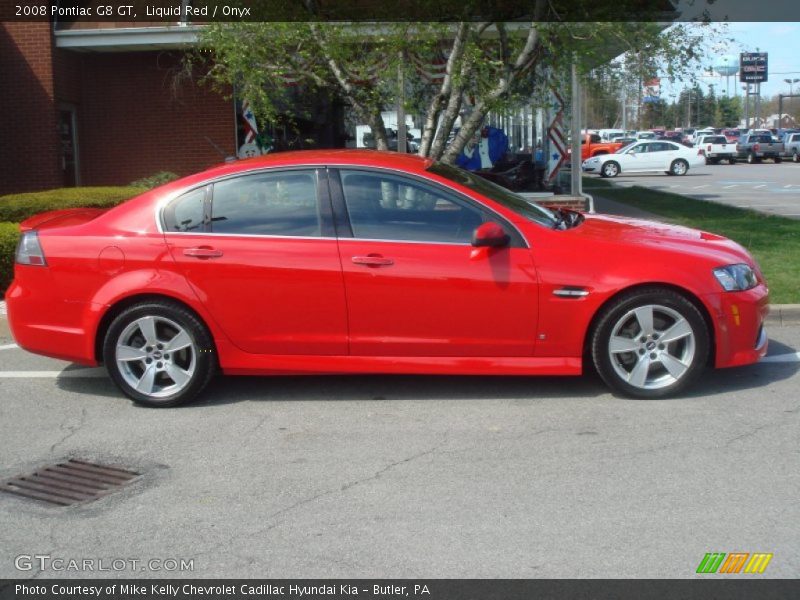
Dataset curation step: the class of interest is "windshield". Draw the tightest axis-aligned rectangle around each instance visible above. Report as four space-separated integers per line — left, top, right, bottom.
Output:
615 142 638 154
427 162 558 228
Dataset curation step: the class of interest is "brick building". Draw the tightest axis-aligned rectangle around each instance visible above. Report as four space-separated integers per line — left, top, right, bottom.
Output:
0 22 244 195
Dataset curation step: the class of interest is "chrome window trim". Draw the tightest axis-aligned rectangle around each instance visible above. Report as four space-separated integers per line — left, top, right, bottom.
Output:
155 162 531 248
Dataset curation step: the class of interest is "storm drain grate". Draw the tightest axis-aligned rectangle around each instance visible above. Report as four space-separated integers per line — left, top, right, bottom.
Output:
0 459 140 506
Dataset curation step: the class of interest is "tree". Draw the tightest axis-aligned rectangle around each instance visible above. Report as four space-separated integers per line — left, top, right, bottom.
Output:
196 8 725 164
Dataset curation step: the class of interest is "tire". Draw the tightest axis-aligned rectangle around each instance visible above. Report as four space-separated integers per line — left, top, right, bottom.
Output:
747 152 759 164
600 161 620 178
774 157 782 164
590 288 710 399
729 158 737 165
793 150 798 163
103 300 216 407
670 159 689 176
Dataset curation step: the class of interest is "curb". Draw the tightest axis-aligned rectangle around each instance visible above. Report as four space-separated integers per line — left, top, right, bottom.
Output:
765 304 800 326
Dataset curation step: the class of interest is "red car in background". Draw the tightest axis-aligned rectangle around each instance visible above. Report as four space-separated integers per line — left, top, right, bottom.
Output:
7 151 769 406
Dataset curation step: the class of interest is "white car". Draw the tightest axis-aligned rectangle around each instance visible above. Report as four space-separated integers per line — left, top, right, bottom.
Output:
635 131 657 140
582 140 706 177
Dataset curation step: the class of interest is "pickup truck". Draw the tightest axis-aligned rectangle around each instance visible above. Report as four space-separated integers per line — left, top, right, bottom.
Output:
782 132 800 162
736 134 784 163
568 133 624 161
694 135 737 164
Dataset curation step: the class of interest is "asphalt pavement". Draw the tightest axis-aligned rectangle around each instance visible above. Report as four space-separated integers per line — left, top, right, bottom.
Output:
587 161 800 219
0 315 798 579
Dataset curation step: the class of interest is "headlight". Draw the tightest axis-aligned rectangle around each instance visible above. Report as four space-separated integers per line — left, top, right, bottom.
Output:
713 264 757 291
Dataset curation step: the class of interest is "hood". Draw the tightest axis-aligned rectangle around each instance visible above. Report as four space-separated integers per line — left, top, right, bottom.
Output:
19 208 108 232
573 213 755 267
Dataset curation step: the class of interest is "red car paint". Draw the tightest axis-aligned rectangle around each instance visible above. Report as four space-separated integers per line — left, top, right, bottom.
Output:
6 150 768 386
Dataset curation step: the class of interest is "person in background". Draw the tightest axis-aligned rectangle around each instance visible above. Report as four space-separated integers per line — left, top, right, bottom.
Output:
456 126 509 171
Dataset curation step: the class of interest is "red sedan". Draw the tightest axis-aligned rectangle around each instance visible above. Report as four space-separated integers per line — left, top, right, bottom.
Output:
7 150 769 406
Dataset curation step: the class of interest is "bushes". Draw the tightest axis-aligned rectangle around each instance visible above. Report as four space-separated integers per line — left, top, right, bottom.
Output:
0 186 145 223
0 222 20 295
130 171 179 189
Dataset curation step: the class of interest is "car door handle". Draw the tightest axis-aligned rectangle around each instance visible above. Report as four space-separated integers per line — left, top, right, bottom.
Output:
351 255 394 267
183 247 223 259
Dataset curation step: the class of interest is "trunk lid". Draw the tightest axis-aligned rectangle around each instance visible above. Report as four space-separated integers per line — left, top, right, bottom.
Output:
19 208 108 232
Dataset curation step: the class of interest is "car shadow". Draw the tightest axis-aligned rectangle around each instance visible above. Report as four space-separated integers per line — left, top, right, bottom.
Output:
54 339 798 406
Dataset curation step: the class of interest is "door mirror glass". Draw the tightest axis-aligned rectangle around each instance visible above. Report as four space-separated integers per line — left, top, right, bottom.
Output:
472 222 510 247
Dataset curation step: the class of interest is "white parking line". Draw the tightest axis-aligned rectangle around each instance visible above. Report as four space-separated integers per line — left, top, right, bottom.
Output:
723 184 739 189
692 185 710 189
0 343 19 351
761 352 800 364
0 368 107 378
754 185 767 189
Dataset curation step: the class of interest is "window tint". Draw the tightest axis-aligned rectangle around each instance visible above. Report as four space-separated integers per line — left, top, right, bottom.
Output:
650 142 675 152
210 171 320 236
706 136 727 144
164 188 206 232
590 134 602 143
339 170 489 243
630 144 649 153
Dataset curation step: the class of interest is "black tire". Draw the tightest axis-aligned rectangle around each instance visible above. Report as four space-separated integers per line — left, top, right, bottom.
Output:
774 157 782 164
590 288 710 399
793 151 798 163
600 161 620 178
103 300 216 407
747 152 759 164
729 158 737 165
670 159 689 176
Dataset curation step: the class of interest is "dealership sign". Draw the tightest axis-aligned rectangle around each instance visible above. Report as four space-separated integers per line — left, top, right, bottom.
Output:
740 52 768 83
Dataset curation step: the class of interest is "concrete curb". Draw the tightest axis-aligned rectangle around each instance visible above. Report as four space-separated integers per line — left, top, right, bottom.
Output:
765 304 800 326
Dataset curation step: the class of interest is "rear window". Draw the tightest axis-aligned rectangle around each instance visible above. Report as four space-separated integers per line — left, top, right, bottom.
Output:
705 136 727 144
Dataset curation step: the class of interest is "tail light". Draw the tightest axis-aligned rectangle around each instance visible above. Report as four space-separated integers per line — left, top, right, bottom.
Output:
754 143 760 152
697 149 703 156
15 231 47 266
707 145 712 152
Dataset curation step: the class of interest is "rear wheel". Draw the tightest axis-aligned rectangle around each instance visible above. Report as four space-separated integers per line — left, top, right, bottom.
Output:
591 288 710 399
670 159 689 176
774 157 782 163
103 301 216 407
747 152 759 164
601 161 620 178
793 150 799 163
729 157 737 165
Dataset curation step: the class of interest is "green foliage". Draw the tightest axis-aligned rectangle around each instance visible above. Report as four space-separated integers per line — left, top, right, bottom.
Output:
597 186 800 304
130 172 179 189
0 187 145 223
0 222 20 295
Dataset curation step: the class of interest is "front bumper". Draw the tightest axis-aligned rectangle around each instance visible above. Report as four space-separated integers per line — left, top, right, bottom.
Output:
706 283 769 369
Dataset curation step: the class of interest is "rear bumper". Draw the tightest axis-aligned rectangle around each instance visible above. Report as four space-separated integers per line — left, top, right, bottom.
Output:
706 284 769 369
5 274 99 366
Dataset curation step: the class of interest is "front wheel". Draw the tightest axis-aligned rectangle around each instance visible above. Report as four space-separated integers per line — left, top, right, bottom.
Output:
103 301 216 407
591 289 710 399
774 157 782 164
670 159 689 176
601 161 620 178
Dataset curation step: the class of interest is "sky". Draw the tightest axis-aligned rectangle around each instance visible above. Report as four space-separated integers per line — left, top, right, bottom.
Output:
658 21 800 101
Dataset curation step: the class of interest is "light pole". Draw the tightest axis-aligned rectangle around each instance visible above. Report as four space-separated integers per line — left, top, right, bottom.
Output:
785 78 800 127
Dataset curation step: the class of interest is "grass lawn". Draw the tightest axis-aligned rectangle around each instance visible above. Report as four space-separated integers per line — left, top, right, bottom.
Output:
583 182 800 304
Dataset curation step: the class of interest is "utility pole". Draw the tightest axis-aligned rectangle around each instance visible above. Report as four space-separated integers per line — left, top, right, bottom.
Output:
396 50 406 153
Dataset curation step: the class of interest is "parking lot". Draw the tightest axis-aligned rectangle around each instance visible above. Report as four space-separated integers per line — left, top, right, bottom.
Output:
588 161 800 219
1 318 798 579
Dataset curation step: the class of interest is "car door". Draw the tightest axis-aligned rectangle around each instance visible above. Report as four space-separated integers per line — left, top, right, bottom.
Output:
163 168 348 355
646 142 677 171
331 168 538 357
622 143 655 172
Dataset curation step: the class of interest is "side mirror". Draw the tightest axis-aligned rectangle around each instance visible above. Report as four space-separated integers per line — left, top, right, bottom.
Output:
472 222 510 248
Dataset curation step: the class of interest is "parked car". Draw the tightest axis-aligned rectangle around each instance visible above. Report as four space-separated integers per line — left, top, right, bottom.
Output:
567 133 625 161
6 150 768 405
681 128 697 144
635 131 657 140
582 140 705 177
782 132 800 162
694 135 737 165
736 133 785 163
721 129 741 143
